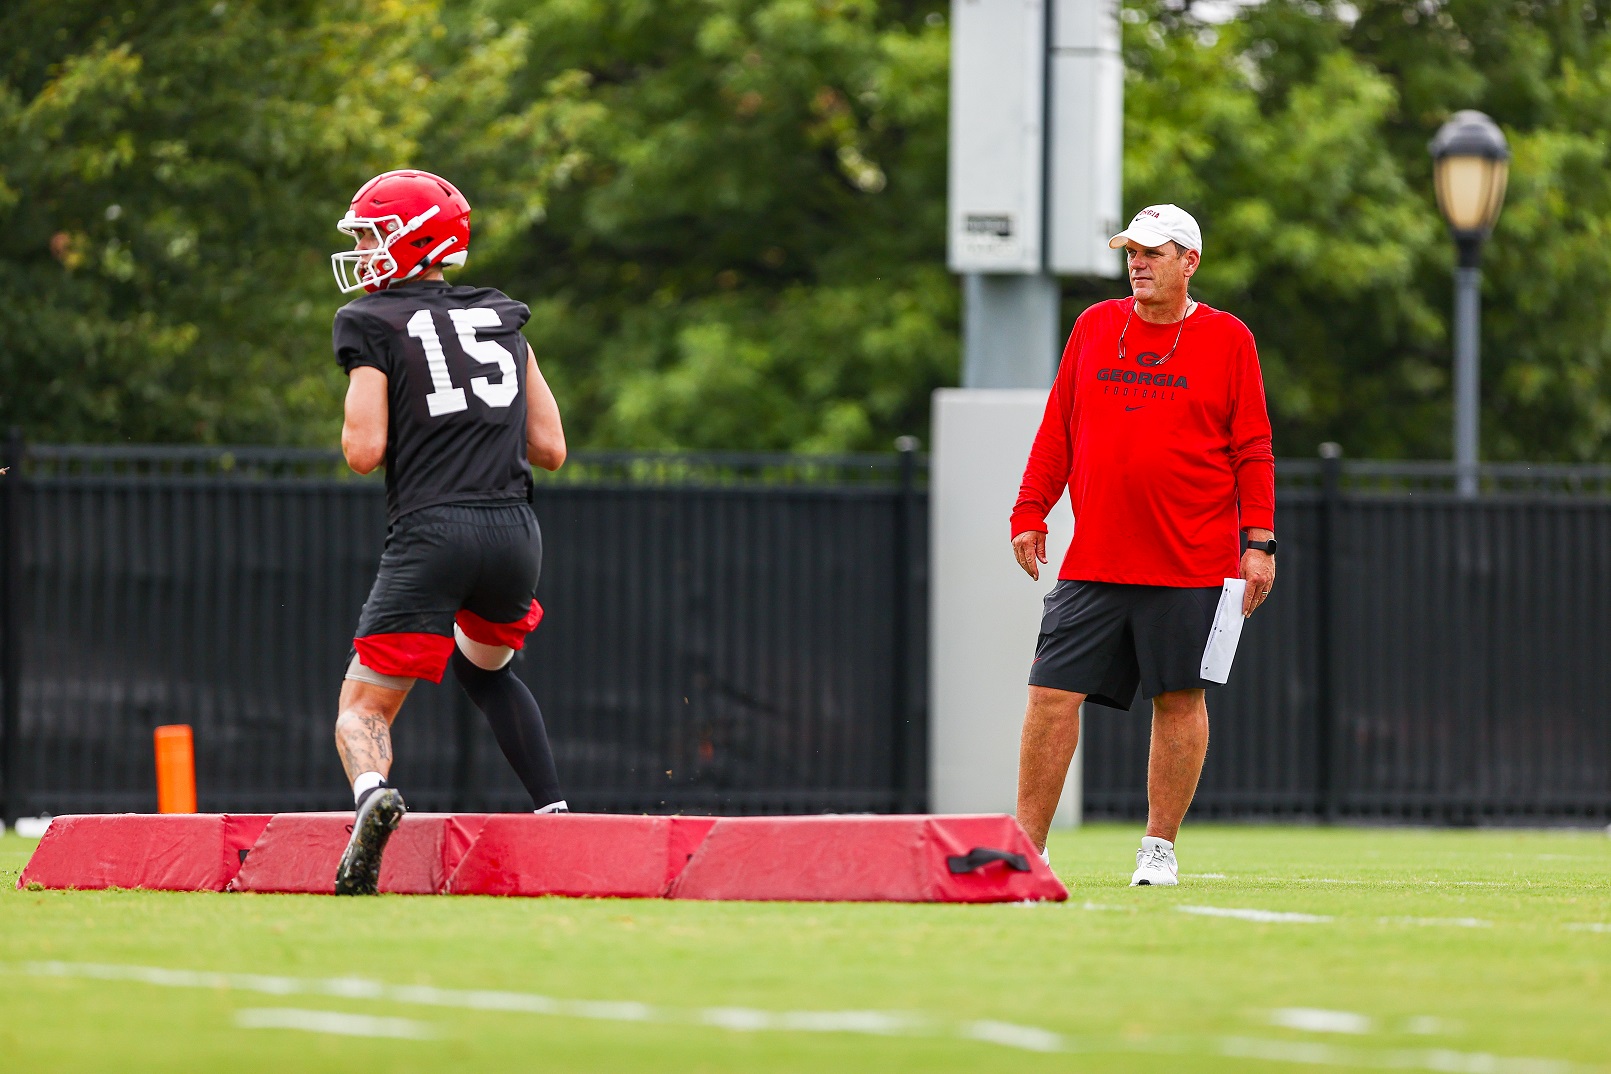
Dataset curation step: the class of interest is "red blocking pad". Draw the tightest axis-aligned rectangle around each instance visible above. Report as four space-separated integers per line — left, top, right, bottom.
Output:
666 816 718 889
227 813 489 895
17 814 272 892
667 814 1069 903
446 814 718 897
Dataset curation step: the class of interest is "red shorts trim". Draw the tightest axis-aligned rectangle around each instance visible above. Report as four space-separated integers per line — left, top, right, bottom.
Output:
354 632 457 683
455 599 543 650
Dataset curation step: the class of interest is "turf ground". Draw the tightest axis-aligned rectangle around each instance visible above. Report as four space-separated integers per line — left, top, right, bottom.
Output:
2 822 1608 1073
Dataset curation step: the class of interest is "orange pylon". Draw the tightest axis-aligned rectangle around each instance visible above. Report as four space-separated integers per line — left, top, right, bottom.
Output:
153 724 197 814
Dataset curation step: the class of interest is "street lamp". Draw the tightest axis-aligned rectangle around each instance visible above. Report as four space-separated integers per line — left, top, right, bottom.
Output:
1429 110 1509 498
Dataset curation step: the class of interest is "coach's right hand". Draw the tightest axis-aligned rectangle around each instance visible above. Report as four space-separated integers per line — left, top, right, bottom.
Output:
1012 530 1048 581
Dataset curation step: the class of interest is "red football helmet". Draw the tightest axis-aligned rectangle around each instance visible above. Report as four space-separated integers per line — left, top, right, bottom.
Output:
331 169 471 294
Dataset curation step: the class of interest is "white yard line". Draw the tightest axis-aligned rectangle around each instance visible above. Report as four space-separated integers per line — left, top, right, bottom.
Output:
1178 905 1334 924
235 1007 436 1039
10 960 1053 1054
1268 1009 1464 1039
7 960 1592 1072
1269 1008 1373 1034
1219 1036 1575 1073
961 1019 1065 1053
1378 916 1493 928
1565 923 1611 933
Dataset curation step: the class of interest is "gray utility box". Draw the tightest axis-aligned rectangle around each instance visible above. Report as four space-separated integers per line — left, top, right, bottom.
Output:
947 0 1122 279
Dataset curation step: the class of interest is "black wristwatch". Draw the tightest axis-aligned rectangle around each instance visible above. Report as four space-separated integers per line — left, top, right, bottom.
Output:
1245 537 1278 555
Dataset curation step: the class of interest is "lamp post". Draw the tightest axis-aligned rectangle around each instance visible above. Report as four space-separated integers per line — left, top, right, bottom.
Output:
1429 110 1510 498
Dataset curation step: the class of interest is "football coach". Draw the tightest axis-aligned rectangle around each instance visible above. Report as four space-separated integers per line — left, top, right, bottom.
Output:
1008 204 1276 886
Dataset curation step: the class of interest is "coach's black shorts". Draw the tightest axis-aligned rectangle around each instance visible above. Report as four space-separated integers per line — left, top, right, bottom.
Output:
1028 580 1221 710
351 501 543 682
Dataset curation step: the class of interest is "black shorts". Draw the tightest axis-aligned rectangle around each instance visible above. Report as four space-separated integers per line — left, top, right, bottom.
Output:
1028 580 1221 710
351 501 543 683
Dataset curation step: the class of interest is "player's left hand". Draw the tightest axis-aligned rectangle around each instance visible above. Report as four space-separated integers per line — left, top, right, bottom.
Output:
1240 547 1276 617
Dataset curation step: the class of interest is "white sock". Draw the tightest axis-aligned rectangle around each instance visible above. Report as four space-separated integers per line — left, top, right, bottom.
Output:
353 771 385 803
534 800 569 814
1039 846 1051 867
1141 835 1174 853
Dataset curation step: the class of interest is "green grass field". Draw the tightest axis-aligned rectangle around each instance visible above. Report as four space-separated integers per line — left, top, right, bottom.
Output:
3 822 1608 1073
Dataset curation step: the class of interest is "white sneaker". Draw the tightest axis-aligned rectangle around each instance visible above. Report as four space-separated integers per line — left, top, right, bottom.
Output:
1129 836 1178 886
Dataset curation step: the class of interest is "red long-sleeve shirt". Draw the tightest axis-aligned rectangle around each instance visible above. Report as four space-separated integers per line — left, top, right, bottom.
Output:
1011 298 1276 587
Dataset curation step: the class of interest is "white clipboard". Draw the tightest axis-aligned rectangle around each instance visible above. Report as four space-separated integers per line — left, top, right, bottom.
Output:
1200 578 1247 684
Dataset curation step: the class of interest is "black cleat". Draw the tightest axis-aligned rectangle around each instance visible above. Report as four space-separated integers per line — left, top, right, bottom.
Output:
334 787 406 895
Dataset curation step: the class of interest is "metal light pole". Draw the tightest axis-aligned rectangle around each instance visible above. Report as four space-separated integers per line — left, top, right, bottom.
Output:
1429 111 1510 498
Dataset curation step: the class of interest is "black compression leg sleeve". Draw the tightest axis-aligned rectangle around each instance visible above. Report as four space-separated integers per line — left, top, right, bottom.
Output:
450 648 564 810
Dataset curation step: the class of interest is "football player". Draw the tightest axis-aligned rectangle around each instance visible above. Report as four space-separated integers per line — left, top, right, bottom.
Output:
327 169 568 895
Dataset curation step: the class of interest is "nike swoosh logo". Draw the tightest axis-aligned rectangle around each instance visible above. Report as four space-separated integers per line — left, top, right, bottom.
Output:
1126 405 1145 411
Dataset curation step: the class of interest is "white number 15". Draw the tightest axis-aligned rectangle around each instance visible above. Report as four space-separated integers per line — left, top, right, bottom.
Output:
406 308 519 416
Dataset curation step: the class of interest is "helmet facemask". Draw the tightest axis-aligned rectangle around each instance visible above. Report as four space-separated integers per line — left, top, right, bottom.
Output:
330 203 456 294
332 214 405 293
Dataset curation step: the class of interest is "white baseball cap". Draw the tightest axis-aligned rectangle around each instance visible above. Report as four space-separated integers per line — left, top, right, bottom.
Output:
1108 204 1202 254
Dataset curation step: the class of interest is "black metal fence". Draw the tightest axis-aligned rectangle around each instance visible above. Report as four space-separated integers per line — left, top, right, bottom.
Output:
0 438 927 819
1082 455 1611 823
2 437 1608 823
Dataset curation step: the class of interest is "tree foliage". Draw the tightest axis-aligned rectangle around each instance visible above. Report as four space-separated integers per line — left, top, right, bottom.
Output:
440 0 956 451
1122 0 1611 460
0 1 430 443
3 0 1611 460
0 0 953 451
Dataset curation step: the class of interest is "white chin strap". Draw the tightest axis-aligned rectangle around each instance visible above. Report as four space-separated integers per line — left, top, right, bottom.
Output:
454 624 513 670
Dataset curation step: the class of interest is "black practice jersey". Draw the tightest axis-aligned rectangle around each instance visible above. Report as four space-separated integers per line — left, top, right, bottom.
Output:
333 280 533 522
